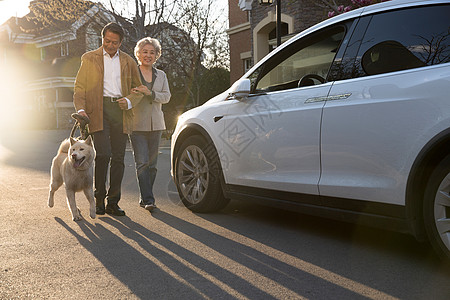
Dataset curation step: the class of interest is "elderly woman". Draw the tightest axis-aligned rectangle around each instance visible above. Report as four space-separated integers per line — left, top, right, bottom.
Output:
131 37 171 212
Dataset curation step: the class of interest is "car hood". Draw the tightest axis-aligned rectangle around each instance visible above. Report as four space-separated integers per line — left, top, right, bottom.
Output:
203 90 229 105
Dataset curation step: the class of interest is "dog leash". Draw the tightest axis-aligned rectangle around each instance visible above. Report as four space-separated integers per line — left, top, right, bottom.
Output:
70 113 90 140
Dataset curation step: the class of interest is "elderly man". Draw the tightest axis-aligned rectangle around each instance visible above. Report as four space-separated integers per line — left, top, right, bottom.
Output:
73 22 143 216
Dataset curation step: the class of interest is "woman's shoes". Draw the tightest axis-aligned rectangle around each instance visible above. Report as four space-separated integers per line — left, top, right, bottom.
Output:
140 203 157 212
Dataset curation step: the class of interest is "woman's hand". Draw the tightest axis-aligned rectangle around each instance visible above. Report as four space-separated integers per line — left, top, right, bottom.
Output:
132 85 151 96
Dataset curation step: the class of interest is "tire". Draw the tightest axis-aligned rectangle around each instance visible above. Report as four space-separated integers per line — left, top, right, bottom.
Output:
423 155 450 262
174 135 229 212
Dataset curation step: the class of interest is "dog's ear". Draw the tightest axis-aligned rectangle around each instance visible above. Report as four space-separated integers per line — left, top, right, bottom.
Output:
69 137 77 146
85 135 93 146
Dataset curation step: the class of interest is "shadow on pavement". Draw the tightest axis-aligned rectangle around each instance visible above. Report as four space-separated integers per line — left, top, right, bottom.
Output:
55 209 371 299
54 216 207 298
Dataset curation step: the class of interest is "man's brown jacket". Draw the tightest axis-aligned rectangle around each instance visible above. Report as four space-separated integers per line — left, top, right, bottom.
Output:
73 46 143 134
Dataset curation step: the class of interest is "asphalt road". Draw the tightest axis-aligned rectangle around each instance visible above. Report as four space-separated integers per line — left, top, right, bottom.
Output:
0 129 449 299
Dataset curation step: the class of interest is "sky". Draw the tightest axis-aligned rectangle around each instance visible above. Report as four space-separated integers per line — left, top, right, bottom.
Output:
0 0 228 26
0 0 31 24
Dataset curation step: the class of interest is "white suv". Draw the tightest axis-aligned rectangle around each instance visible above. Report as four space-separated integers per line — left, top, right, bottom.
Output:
171 0 450 261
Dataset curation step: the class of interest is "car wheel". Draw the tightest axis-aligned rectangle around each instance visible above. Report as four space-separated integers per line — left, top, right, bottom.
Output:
423 155 450 262
174 135 229 212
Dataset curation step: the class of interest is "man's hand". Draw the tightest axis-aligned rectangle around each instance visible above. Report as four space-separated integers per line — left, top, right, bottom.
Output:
117 98 128 110
78 110 89 119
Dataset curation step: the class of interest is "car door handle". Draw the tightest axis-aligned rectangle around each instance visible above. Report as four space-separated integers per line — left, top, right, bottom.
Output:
305 93 352 103
214 116 224 122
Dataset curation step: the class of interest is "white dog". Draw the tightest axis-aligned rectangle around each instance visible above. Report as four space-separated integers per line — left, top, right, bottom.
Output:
48 136 96 221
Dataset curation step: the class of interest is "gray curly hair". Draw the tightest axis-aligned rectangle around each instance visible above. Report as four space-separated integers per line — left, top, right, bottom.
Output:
134 37 162 63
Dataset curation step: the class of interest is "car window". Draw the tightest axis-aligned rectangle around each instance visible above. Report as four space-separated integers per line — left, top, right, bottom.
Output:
354 4 450 77
250 26 345 93
328 17 371 81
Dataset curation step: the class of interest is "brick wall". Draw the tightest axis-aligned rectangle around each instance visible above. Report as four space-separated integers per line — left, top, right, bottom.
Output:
228 0 252 83
250 0 328 39
228 0 352 84
229 0 249 28
229 29 252 83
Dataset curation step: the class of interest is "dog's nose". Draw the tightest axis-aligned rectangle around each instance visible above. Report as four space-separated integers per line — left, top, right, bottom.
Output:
72 154 77 159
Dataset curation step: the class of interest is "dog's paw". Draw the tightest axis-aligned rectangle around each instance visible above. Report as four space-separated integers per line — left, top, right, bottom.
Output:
72 215 82 221
72 208 82 221
89 206 96 219
48 197 54 208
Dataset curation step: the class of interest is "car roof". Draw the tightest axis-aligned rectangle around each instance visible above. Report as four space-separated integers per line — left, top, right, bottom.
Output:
361 0 449 16
301 0 449 37
246 0 449 75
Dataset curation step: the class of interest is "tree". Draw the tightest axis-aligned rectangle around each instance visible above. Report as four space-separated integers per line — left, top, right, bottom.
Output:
100 0 230 109
312 0 391 18
166 0 228 107
199 67 230 105
22 0 93 33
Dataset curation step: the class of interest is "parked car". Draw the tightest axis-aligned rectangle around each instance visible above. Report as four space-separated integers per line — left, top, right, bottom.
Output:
171 0 450 261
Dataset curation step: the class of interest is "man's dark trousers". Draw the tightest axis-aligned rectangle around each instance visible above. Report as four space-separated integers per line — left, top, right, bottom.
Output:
93 99 128 206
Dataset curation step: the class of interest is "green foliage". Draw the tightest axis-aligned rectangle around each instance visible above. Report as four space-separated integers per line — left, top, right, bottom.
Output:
199 67 230 105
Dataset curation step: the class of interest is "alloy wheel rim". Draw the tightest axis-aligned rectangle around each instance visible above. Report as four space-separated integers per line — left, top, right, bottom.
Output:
434 171 450 251
177 145 209 204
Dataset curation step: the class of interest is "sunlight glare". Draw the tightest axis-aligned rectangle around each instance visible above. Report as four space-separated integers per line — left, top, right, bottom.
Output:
0 0 30 25
0 54 30 134
0 0 33 135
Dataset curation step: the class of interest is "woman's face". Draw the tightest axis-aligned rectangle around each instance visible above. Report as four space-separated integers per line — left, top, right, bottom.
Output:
137 43 157 66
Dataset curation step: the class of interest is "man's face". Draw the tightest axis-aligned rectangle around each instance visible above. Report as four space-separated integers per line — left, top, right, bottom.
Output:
102 30 122 57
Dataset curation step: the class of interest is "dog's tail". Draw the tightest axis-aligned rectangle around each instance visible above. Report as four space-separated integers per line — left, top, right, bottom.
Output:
58 139 70 154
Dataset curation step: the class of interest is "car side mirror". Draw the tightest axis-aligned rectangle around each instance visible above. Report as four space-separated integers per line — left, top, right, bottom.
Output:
229 79 251 100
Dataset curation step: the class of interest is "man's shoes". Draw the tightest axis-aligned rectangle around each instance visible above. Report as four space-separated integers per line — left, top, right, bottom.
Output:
96 205 106 215
140 203 157 212
96 200 105 215
105 203 126 216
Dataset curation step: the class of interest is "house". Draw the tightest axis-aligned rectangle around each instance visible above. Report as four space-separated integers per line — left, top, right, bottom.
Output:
0 0 214 131
227 0 331 83
0 0 115 129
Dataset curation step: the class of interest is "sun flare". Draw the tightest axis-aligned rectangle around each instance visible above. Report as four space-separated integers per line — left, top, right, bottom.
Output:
0 1 36 133
0 0 30 25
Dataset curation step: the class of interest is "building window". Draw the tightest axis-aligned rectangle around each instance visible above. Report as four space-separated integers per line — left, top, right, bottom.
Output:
40 48 46 61
60 42 69 56
244 58 252 73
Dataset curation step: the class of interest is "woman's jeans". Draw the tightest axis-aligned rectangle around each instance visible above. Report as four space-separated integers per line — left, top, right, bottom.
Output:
130 130 162 205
